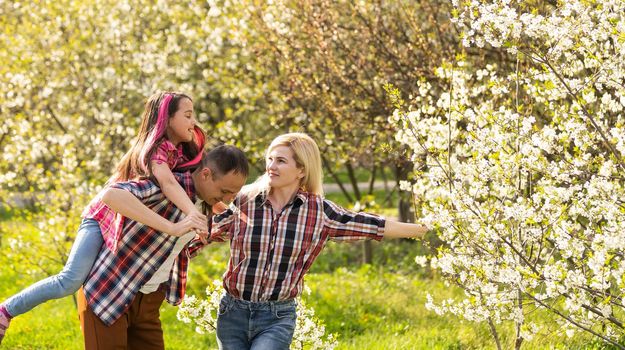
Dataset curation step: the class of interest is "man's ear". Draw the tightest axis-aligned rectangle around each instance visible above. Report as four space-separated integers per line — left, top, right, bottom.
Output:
202 166 212 181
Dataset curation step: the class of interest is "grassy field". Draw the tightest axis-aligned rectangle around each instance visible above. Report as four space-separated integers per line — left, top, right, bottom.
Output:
0 209 615 349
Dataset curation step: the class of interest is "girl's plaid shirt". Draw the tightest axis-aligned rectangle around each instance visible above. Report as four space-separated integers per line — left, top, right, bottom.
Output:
83 172 205 326
210 191 386 302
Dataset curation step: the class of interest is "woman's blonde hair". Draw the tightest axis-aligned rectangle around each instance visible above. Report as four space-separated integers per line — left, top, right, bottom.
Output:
245 132 324 198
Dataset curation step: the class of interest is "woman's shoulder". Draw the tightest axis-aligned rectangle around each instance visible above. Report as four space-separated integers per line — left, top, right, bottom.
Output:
298 191 325 206
302 191 322 199
233 188 260 206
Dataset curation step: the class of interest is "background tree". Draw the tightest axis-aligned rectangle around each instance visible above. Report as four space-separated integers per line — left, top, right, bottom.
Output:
1 0 215 275
1 0 458 265
219 0 457 261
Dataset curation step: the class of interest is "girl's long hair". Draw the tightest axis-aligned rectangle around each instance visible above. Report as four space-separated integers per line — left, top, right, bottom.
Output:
244 132 324 199
110 91 206 182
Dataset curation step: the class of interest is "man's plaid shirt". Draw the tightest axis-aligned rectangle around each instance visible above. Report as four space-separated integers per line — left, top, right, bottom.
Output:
81 141 188 252
210 190 385 302
83 172 205 326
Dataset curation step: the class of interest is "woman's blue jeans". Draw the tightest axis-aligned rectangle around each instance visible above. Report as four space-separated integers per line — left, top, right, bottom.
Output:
216 293 297 350
4 218 103 317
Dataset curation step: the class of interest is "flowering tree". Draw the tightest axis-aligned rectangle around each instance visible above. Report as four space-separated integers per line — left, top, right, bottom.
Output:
0 0 271 274
2 1 414 342
241 0 455 221
1 0 457 271
177 280 337 350
392 0 625 348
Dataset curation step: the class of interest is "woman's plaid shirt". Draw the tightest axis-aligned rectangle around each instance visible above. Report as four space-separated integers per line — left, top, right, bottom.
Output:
83 173 205 326
210 190 385 302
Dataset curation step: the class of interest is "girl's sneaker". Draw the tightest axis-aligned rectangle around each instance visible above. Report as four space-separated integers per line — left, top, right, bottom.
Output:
0 304 11 345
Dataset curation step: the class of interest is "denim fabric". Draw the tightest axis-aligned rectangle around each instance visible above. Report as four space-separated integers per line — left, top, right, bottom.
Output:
4 219 103 316
216 293 297 350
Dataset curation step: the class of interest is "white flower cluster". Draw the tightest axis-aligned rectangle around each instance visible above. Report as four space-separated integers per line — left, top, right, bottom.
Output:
177 282 337 349
394 0 625 346
177 280 223 334
291 295 338 350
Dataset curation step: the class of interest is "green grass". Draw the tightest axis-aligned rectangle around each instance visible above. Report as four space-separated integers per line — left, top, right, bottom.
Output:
304 266 604 350
0 210 614 349
0 295 217 349
0 245 604 349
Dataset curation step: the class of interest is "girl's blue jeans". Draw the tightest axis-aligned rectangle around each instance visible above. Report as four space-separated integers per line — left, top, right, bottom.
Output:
4 218 103 317
216 293 297 350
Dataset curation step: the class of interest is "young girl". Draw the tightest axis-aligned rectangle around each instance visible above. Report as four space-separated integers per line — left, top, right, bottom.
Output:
210 133 429 350
0 91 208 344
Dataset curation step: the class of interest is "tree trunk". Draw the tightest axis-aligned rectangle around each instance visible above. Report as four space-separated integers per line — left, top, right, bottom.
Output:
362 240 373 265
396 161 415 223
368 165 377 195
321 154 354 203
488 317 503 350
345 160 361 200
345 160 373 264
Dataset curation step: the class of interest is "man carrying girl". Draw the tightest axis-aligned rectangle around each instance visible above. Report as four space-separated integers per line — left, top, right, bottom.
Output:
81 145 248 349
0 91 212 346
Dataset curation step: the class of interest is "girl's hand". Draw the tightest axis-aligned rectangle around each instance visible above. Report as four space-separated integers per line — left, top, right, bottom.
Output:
168 211 207 237
194 230 209 245
189 210 209 233
189 210 210 244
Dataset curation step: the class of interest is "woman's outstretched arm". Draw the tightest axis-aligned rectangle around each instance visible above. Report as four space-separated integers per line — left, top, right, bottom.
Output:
383 220 429 239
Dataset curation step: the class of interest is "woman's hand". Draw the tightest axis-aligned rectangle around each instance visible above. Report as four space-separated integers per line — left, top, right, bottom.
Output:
212 201 229 215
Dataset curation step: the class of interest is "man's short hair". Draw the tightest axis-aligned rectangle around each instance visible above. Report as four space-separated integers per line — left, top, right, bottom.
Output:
200 145 249 178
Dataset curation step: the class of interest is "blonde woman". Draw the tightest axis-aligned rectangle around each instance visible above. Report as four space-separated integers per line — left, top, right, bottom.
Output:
211 132 428 350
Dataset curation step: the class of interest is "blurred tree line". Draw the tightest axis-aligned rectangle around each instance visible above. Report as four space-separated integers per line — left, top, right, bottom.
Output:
0 0 455 265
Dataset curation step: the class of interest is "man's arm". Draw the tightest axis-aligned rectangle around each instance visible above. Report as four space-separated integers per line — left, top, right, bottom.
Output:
102 188 206 237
